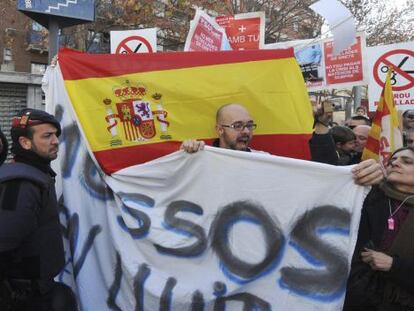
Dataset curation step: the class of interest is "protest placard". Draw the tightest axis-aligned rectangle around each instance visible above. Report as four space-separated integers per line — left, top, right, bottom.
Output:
367 41 414 111
266 33 367 91
184 10 229 52
110 28 157 54
216 12 265 50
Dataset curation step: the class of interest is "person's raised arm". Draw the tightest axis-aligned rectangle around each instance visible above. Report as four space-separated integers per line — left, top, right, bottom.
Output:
309 101 338 165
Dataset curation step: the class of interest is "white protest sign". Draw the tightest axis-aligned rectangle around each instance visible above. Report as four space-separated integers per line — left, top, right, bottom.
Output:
367 41 414 111
184 10 230 51
110 28 157 54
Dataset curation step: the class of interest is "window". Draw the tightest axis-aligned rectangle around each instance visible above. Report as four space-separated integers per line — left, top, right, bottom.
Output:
293 22 299 32
3 48 12 61
32 22 43 32
31 63 47 75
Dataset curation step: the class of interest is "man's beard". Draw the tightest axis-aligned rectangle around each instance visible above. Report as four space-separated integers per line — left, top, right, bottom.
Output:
225 134 251 151
31 144 58 161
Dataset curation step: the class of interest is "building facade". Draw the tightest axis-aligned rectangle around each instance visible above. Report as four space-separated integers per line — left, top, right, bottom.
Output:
0 2 47 159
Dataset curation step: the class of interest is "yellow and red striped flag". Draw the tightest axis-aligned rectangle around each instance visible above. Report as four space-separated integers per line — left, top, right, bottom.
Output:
362 68 402 166
58 48 313 174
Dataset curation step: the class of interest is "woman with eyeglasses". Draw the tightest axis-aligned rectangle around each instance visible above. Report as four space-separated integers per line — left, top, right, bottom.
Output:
343 146 414 310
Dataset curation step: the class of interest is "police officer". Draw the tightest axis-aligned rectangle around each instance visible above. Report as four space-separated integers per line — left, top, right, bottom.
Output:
0 108 77 310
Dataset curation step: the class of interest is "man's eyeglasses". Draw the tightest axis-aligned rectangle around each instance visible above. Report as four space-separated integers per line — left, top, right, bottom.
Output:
405 115 414 120
221 122 257 131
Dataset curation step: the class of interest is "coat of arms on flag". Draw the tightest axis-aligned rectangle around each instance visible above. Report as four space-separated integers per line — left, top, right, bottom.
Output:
102 81 170 146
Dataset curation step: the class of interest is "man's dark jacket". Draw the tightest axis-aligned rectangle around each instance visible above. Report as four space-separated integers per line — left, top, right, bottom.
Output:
0 162 65 281
309 133 361 165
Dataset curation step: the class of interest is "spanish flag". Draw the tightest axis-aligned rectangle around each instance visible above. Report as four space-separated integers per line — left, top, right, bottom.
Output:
58 48 313 174
362 69 402 166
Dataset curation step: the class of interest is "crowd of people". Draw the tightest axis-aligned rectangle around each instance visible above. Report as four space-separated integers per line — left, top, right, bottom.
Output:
0 102 414 310
308 103 414 311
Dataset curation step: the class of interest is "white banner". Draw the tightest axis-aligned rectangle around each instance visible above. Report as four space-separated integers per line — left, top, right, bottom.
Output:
367 41 414 112
43 66 366 310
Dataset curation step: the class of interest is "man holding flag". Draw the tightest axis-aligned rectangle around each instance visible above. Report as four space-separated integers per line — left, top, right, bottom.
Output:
181 103 384 186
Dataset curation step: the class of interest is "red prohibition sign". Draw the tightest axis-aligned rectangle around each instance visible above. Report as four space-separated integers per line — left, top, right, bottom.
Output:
115 36 153 54
373 49 414 91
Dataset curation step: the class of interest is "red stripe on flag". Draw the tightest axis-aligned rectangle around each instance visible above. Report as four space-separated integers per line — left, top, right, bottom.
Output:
382 97 391 115
372 110 383 126
58 48 295 80
371 105 385 127
365 136 380 154
250 134 311 160
94 133 311 174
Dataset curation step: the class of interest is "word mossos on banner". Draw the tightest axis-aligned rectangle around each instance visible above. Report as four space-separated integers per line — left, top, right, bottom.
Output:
110 28 157 54
105 150 365 311
367 41 414 111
